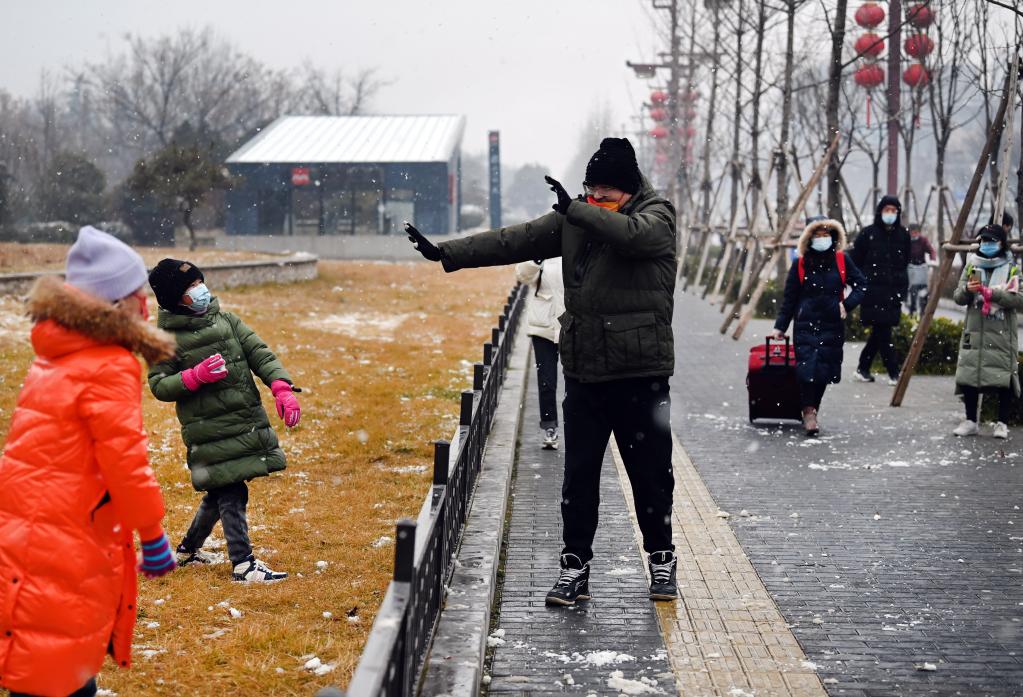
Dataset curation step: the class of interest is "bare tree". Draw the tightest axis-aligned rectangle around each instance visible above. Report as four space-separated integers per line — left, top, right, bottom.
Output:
824 0 849 222
927 0 975 242
298 64 385 116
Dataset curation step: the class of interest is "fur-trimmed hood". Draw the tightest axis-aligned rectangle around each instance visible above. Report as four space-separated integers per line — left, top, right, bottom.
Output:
27 275 176 364
797 218 848 257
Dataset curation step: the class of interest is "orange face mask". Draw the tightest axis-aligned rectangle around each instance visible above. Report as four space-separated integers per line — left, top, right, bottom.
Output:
586 195 622 212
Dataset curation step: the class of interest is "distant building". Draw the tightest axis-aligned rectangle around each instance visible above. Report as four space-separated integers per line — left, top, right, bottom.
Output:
225 115 465 236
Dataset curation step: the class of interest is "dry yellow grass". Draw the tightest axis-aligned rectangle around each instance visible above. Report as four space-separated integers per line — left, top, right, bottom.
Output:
0 242 278 273
0 260 514 695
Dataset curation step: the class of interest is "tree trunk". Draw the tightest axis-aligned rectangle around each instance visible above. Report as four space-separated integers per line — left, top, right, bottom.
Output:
776 0 796 230
183 205 197 251
826 0 849 224
935 146 947 243
728 0 745 230
749 0 767 230
701 3 721 227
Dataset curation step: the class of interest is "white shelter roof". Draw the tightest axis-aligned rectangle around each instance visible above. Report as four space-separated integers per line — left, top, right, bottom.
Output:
226 115 465 164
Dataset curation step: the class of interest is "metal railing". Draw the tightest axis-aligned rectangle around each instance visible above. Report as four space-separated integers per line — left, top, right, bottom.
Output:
319 282 526 697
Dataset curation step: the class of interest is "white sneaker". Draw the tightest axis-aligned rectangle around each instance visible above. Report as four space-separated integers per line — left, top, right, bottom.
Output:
853 368 875 383
993 422 1009 439
542 427 559 450
952 419 979 437
885 375 899 386
176 547 220 566
232 556 288 583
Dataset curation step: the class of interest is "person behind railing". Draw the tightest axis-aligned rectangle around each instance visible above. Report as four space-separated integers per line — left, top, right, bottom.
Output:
951 224 1022 439
515 258 566 450
0 226 176 697
404 137 680 607
906 222 936 317
770 219 867 436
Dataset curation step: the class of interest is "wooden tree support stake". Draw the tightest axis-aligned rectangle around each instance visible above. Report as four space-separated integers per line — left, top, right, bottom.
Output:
723 133 841 340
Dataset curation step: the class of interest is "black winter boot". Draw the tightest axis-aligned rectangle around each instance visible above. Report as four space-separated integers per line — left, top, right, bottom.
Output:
648 550 678 601
545 553 591 606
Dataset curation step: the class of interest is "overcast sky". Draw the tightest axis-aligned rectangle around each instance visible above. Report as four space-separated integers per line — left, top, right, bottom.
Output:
1 0 663 175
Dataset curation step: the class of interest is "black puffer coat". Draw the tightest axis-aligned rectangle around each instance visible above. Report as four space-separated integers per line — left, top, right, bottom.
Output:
775 219 867 384
849 195 911 326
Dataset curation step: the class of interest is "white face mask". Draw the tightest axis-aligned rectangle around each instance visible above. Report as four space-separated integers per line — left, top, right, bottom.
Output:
881 212 898 226
811 237 833 252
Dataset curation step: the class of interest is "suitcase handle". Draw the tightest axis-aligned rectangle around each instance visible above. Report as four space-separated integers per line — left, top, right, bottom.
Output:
765 335 792 366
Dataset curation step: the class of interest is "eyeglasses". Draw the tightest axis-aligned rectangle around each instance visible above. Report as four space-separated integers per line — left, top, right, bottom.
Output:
584 184 617 197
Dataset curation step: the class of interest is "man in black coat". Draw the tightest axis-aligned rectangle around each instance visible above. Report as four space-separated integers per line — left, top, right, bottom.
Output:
403 138 680 607
849 195 911 384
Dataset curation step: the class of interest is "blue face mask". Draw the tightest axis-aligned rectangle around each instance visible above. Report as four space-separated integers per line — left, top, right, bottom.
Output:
184 283 211 313
979 241 1001 257
881 212 898 226
811 236 833 252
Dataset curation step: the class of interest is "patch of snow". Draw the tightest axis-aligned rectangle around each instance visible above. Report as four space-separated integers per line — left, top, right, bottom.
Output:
606 670 662 694
372 536 393 548
607 567 639 576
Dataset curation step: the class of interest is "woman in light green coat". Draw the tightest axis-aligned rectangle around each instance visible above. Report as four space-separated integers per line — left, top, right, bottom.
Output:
952 224 1022 439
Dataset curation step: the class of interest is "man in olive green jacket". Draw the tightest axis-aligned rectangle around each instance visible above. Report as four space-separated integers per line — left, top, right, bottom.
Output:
406 138 678 605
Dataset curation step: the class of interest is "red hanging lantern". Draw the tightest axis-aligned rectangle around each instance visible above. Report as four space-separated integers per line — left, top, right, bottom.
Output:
854 2 886 29
903 63 930 87
853 63 885 88
907 3 934 28
650 91 669 105
680 89 700 103
649 125 669 139
854 33 885 58
654 152 670 165
904 34 934 59
682 125 698 140
649 107 668 122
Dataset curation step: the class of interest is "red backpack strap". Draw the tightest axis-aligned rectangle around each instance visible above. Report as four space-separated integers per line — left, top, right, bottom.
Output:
798 256 805 284
836 251 847 301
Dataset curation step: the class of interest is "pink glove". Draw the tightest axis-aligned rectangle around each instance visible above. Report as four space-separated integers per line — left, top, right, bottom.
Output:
271 379 301 428
181 353 228 392
979 286 994 316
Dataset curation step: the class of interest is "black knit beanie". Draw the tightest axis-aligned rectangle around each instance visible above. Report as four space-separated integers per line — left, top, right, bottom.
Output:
584 138 641 194
148 258 205 313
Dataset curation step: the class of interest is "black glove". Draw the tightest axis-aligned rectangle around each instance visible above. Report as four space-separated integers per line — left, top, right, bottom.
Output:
405 222 444 262
545 175 572 215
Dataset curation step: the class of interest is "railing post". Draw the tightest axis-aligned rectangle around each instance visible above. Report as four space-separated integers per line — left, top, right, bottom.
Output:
473 363 485 391
483 342 493 366
394 519 416 583
499 314 507 333
433 440 450 486
459 390 474 427
491 327 501 348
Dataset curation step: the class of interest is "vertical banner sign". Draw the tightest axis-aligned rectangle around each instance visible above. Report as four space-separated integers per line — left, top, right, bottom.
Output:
488 131 502 229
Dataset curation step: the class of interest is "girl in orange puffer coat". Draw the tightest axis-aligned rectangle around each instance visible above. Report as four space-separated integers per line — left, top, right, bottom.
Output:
0 227 177 697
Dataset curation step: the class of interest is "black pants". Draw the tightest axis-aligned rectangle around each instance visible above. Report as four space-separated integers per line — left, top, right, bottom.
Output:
799 381 828 410
561 376 674 564
858 323 900 377
10 678 96 697
961 386 1013 423
179 481 252 566
531 336 560 428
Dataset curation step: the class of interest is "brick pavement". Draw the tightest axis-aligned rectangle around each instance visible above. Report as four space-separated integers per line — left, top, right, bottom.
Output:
484 369 676 696
671 291 1023 697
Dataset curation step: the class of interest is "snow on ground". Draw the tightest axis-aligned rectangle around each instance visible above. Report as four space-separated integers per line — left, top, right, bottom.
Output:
303 312 409 341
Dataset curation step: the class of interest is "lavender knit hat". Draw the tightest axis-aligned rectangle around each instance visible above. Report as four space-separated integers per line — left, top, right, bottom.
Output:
65 226 148 302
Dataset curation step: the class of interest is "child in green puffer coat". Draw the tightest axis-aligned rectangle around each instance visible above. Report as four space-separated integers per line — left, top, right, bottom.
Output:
147 259 301 583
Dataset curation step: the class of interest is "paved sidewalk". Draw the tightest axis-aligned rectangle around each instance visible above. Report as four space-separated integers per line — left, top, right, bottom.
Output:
484 369 676 695
671 291 1023 697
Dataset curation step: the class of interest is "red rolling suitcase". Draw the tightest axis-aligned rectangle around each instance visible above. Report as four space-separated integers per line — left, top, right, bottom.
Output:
747 336 801 423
